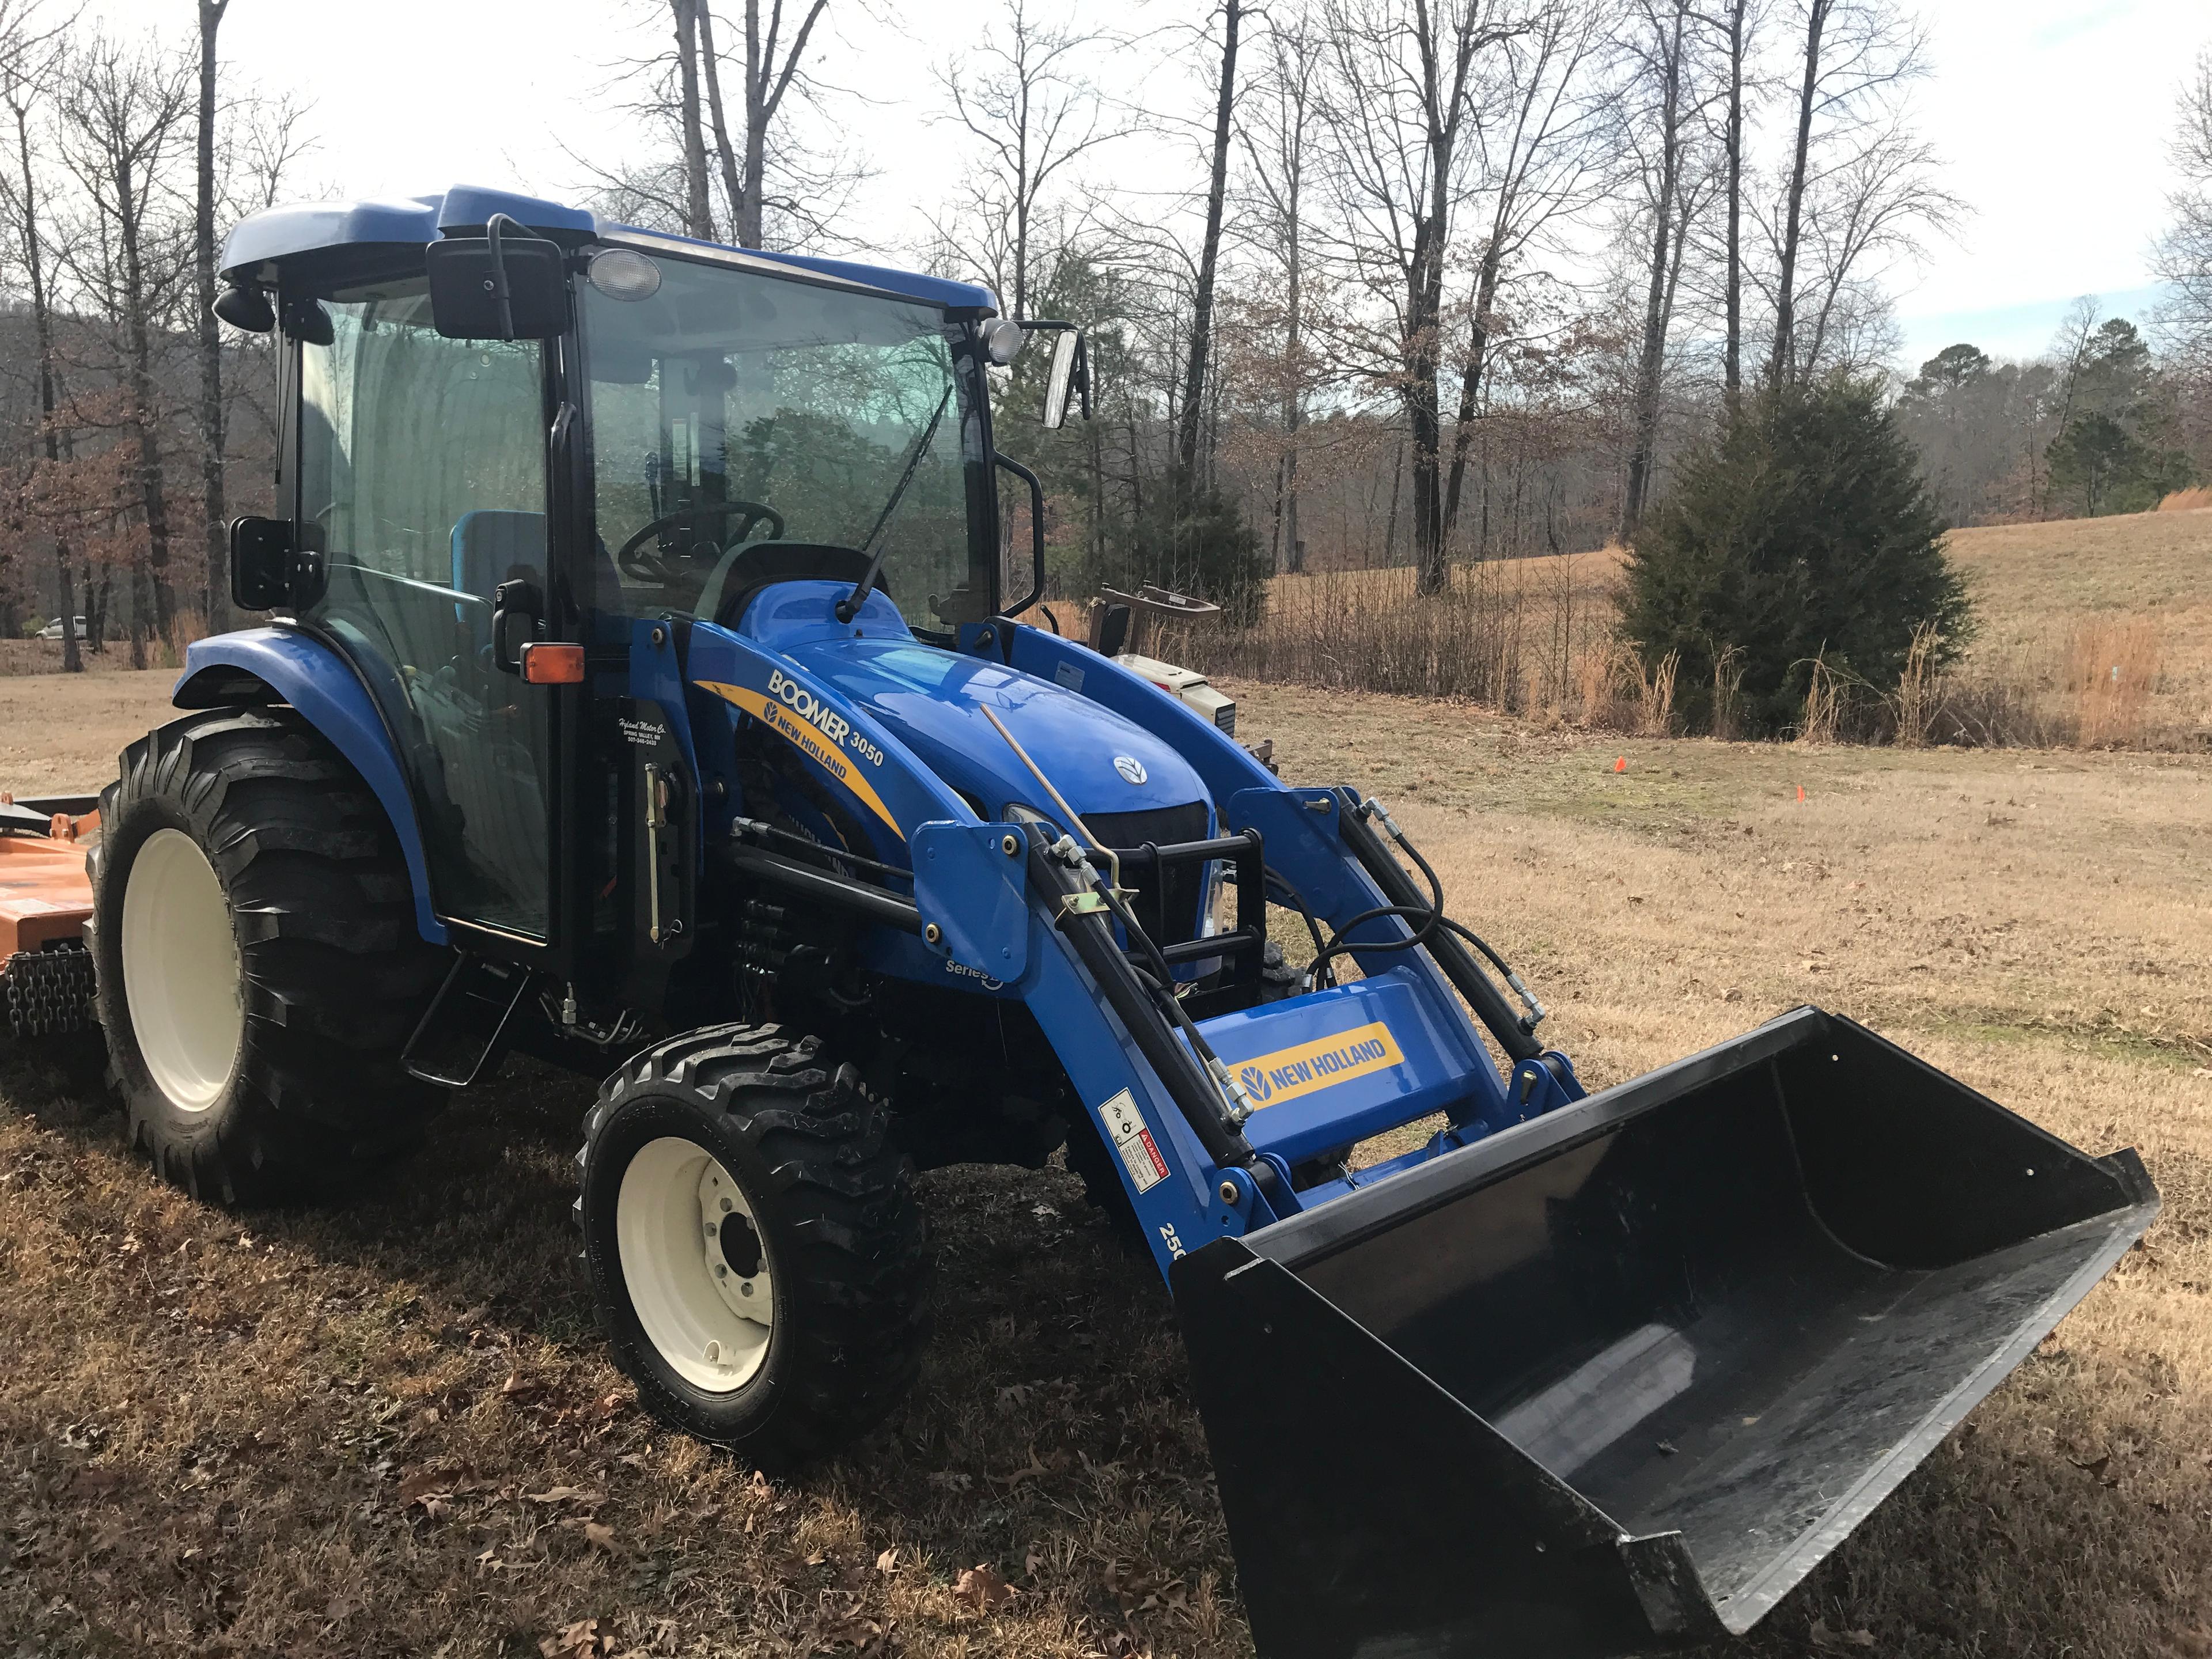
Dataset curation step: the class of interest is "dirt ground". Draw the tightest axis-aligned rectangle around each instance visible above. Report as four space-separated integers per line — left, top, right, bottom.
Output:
3 672 2211 1658
0 668 179 797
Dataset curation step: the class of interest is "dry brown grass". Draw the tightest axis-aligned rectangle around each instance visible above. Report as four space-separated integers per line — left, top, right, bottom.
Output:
2068 618 2166 749
0 669 177 797
5 674 2212 1657
1183 507 2212 750
2157 488 2212 512
1943 511 2212 747
1164 556 1623 719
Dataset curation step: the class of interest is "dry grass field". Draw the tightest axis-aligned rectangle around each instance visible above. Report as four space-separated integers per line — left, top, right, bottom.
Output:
1220 506 2212 746
0 668 180 798
3 658 2210 1658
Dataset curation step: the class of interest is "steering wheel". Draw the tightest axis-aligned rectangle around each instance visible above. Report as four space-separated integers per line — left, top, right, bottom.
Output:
616 499 785 581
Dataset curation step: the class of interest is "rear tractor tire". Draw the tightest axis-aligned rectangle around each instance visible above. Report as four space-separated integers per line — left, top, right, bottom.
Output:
88 707 447 1205
577 1026 933 1468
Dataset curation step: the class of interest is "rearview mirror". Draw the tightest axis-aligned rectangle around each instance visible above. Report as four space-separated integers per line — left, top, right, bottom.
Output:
1042 328 1090 429
229 516 294 611
427 214 570 340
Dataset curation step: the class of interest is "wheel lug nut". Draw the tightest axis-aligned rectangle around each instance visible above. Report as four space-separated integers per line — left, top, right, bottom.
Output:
714 1264 727 1278
740 1281 753 1297
719 1197 733 1213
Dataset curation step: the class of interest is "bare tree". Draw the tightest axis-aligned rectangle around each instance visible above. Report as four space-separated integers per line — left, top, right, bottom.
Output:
934 0 1124 320
671 0 713 237
0 0 73 666
1175 0 1249 488
1442 0 1613 552
1764 0 1923 387
1691 0 1757 404
2040 294 2100 518
696 1 831 248
1766 0 1826 387
1317 0 1525 593
2154 44 2212 449
1619 0 1710 536
1238 14 1326 573
1790 115 1960 377
194 0 228 624
56 32 194 659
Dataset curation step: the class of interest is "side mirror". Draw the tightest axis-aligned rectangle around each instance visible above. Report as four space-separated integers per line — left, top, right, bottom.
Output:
427 214 569 341
492 578 545 675
229 516 295 610
1042 329 1090 429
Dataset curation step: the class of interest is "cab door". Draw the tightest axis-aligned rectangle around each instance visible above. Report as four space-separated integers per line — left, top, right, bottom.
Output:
291 274 567 955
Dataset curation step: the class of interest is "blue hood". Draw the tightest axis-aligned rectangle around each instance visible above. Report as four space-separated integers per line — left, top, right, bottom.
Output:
775 632 1210 828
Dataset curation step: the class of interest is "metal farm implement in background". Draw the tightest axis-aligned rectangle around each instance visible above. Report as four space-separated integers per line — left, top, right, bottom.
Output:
0 186 2156 1658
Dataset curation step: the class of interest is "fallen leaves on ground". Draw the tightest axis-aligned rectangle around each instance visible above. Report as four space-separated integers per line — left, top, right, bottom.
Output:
539 1615 618 1658
954 1563 1017 1612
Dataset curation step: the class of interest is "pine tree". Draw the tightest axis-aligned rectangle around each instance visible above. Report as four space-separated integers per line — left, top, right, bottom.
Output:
1624 377 1972 736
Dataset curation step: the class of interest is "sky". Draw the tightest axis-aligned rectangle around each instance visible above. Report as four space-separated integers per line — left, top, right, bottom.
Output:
74 0 2212 376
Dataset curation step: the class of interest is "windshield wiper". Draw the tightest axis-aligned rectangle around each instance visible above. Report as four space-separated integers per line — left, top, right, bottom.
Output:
836 381 956 624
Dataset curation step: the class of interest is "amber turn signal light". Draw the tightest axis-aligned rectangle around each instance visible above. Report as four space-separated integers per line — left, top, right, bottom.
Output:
520 642 586 684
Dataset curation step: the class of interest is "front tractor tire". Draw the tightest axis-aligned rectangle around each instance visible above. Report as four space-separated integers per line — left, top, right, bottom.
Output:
578 1027 933 1468
89 707 446 1205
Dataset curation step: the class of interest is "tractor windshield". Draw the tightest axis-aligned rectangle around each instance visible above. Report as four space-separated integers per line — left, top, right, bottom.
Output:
581 251 990 635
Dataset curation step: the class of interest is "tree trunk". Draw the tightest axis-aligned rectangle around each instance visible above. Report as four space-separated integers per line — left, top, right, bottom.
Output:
196 0 229 627
1768 0 1830 389
696 3 748 241
11 93 77 671
1408 192 1449 593
116 143 176 641
672 0 713 238
741 0 768 247
1441 245 1503 550
129 546 151 669
1622 3 1687 539
1384 431 1405 565
1723 0 1745 406
1176 0 1243 491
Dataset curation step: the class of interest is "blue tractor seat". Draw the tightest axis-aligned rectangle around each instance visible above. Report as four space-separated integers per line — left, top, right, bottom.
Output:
451 509 547 601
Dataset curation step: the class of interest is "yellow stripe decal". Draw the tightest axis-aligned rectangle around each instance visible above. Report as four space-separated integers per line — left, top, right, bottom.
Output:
1232 1020 1406 1109
696 678 906 840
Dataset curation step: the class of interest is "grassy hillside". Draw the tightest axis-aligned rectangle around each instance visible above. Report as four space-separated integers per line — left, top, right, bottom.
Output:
1195 507 2212 745
1944 509 2212 741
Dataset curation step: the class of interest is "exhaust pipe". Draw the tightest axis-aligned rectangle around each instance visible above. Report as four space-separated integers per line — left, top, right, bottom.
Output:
1174 1007 2157 1658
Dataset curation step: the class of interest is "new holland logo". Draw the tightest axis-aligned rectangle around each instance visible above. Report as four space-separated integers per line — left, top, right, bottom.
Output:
1113 755 1147 785
695 674 904 838
1231 1020 1405 1109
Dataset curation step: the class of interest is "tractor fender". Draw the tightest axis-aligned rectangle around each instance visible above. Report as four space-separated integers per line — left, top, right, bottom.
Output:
173 627 446 946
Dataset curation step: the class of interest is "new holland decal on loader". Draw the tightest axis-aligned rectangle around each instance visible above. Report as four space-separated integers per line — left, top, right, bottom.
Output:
5 186 2157 1657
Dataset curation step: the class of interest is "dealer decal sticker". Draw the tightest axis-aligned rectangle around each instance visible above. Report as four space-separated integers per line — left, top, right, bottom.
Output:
1232 1020 1406 1109
696 675 904 839
1098 1089 1169 1194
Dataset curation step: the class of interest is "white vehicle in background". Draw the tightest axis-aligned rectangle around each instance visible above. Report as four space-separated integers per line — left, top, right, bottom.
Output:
34 616 86 641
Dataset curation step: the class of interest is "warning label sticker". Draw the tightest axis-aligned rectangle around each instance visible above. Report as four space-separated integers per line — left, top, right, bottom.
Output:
1098 1089 1169 1194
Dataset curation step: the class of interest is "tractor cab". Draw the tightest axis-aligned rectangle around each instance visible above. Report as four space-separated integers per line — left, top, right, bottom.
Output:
210 187 1081 990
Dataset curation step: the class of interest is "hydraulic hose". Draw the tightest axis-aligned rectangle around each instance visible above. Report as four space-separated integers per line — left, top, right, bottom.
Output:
1331 790 1547 1064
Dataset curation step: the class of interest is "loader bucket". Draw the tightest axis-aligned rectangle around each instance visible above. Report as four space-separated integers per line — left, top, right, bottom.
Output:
1175 1006 2157 1659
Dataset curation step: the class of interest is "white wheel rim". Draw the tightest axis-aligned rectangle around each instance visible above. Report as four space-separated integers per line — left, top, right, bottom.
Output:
120 828 244 1113
616 1136 776 1393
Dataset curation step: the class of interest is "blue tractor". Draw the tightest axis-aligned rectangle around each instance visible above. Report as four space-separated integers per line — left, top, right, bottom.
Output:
85 186 2156 1656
